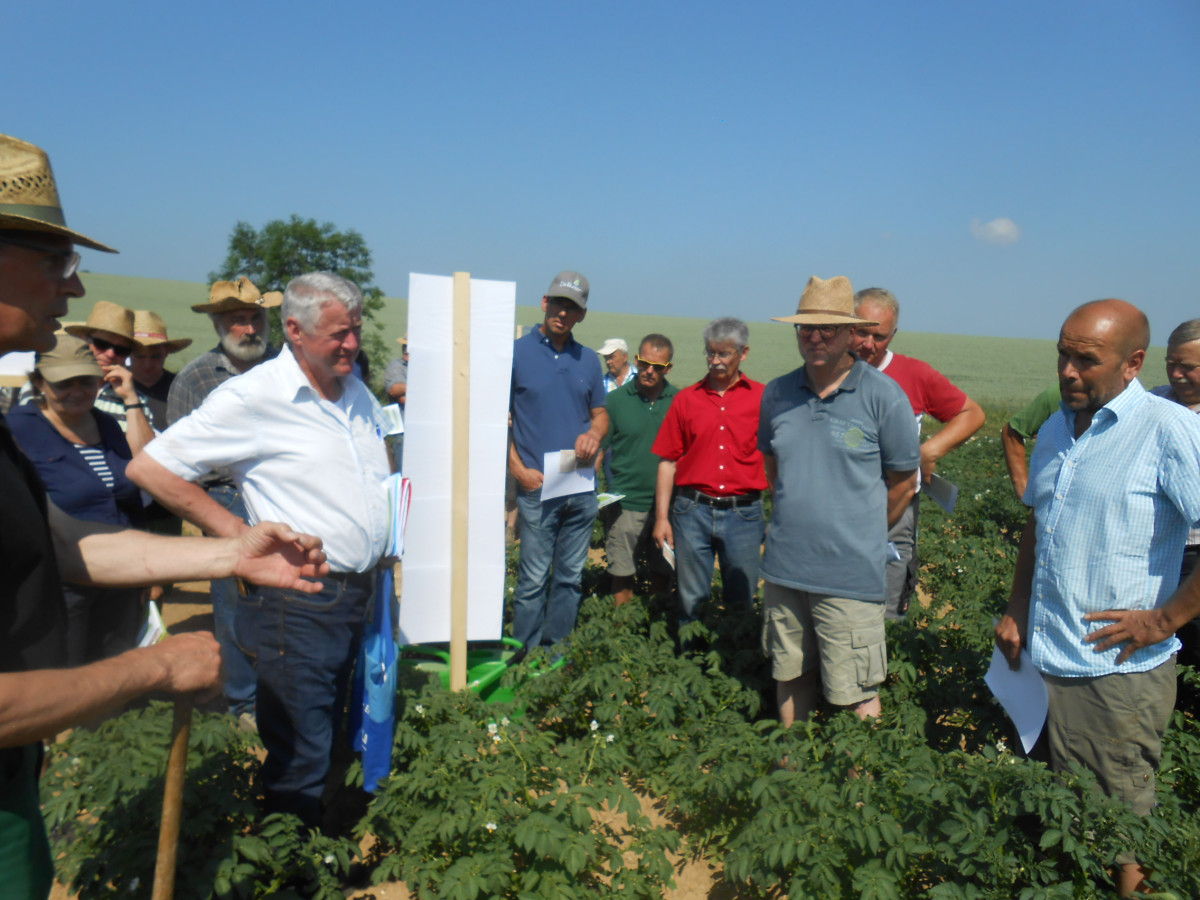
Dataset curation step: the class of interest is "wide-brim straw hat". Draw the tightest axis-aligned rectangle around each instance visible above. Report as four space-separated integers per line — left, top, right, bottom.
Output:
133 309 192 353
0 134 117 253
64 300 136 343
191 276 284 314
772 276 879 327
35 333 105 381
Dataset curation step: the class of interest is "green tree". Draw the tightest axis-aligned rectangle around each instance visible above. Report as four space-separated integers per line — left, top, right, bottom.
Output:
210 215 390 393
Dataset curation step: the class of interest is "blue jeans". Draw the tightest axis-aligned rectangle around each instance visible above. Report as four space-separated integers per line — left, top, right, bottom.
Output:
236 572 373 826
670 493 764 623
513 487 599 648
206 484 257 717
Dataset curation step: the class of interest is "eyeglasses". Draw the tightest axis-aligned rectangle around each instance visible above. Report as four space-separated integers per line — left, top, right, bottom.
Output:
635 356 672 371
796 324 841 339
0 234 81 281
704 348 739 360
91 336 134 357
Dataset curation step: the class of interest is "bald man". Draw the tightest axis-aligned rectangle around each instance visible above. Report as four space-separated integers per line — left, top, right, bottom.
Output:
995 299 1200 896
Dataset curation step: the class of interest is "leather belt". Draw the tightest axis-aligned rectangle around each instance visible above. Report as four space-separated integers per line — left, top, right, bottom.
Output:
677 486 761 509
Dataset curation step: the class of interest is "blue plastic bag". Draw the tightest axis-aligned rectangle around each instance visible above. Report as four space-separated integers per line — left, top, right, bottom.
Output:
349 566 397 792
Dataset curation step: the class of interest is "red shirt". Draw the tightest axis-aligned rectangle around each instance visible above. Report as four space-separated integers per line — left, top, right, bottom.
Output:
652 375 767 497
878 352 967 423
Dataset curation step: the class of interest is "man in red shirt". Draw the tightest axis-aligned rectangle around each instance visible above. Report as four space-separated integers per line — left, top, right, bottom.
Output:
851 288 985 619
652 318 767 625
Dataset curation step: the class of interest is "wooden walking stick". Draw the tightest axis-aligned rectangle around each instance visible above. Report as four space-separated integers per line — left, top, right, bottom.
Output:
151 695 194 900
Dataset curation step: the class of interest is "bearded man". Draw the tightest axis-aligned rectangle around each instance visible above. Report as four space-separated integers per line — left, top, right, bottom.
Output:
164 276 280 727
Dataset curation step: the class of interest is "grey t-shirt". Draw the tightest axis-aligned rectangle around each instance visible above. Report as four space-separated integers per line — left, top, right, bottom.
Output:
758 360 920 600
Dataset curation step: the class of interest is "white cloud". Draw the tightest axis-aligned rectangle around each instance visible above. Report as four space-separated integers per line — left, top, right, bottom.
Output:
969 217 1021 245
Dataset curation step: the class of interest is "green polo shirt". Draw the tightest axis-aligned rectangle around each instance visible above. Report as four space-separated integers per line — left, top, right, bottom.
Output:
604 379 678 512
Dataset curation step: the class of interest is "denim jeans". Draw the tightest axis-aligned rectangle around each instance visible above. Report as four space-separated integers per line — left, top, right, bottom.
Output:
206 484 257 717
670 493 764 623
235 572 372 826
512 487 599 648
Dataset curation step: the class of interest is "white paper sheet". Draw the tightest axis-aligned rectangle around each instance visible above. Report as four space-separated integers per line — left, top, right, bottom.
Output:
596 492 624 510
398 274 515 645
984 643 1049 754
925 473 959 514
380 403 405 436
540 449 596 500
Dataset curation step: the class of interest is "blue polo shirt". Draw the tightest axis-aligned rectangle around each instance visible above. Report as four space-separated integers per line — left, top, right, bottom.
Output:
758 360 920 600
510 326 606 472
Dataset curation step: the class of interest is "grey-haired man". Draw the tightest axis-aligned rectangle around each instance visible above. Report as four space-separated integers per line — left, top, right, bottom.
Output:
130 272 391 827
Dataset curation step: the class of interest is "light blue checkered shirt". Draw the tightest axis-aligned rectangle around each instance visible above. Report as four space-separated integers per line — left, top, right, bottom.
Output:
1025 380 1200 677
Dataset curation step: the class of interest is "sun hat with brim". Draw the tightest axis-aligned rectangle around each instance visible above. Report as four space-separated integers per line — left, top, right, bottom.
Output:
35 333 104 381
0 134 118 254
597 338 628 356
132 310 192 353
64 300 136 343
771 275 879 327
191 276 283 314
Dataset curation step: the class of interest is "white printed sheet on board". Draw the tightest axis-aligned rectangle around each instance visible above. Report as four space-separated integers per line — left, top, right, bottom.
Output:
397 273 515 645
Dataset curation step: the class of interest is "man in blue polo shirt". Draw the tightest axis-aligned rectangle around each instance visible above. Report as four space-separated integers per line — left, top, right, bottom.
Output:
508 271 609 649
759 276 920 727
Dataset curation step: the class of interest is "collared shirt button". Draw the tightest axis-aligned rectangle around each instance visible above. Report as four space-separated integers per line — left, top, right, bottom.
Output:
718 484 725 490
720 445 725 450
719 465 724 470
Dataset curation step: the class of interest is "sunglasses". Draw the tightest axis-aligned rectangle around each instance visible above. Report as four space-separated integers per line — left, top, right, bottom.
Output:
635 356 671 371
795 324 842 339
91 336 134 357
0 234 81 281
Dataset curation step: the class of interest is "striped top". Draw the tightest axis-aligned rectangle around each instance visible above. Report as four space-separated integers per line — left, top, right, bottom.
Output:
76 444 115 488
1026 380 1200 677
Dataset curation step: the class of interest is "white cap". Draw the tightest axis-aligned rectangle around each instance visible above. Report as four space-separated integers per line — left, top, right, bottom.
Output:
597 338 628 356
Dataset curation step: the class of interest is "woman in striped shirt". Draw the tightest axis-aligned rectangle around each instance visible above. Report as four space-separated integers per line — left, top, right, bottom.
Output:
8 334 153 666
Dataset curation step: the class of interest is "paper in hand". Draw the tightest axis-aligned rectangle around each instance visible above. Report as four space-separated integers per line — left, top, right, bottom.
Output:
540 449 595 500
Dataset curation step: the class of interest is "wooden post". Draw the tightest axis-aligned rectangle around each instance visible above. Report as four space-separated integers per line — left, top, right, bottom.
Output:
151 695 193 900
449 272 471 691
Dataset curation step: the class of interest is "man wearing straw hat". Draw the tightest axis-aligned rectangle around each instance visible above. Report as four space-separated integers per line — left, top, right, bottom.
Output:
165 276 279 728
130 309 191 427
759 276 919 727
0 133 330 897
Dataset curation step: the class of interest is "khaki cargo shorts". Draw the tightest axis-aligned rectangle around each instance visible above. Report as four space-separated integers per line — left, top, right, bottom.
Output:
761 580 887 707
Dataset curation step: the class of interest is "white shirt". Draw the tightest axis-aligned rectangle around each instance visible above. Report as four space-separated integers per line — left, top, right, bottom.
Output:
146 345 391 573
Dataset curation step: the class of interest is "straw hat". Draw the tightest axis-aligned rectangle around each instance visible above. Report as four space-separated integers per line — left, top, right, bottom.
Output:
132 310 192 354
35 333 104 381
0 134 117 253
772 276 879 327
64 300 136 342
191 276 284 314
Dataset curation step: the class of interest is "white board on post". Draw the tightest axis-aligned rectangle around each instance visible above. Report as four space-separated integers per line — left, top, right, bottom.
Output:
0 351 34 387
399 273 515 645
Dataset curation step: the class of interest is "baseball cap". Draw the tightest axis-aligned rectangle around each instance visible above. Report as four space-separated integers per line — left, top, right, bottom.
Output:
546 270 589 309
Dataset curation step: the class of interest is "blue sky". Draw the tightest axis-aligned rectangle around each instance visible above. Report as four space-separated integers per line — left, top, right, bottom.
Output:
8 1 1198 341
